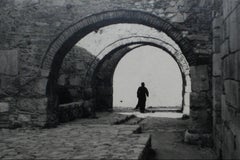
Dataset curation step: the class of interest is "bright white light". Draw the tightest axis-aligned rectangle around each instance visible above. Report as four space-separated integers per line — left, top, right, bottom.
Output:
76 23 184 109
113 46 183 108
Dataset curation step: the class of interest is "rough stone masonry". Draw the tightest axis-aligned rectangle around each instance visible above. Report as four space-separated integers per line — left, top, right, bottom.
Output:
0 0 212 131
1 0 237 158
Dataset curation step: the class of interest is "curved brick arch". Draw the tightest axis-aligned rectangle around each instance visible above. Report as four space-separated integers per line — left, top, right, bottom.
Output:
42 10 195 74
91 40 191 114
43 10 195 126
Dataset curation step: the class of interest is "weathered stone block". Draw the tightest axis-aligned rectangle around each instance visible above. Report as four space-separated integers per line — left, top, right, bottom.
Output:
171 12 185 23
213 16 223 30
220 39 229 58
0 102 9 112
18 114 31 123
213 37 221 53
58 74 67 86
213 54 222 76
33 78 48 95
223 0 239 19
190 92 210 108
221 94 229 122
186 34 209 41
190 65 209 92
58 101 85 122
184 130 212 147
237 51 240 81
212 77 222 103
223 54 238 80
229 4 240 52
184 92 190 106
0 50 18 76
224 80 240 110
17 98 48 114
34 114 47 127
40 69 50 77
189 108 212 134
0 76 19 95
222 126 236 160
193 48 211 55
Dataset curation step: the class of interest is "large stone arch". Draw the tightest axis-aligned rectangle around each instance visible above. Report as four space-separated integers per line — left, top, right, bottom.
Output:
42 10 195 71
90 36 191 115
41 10 196 126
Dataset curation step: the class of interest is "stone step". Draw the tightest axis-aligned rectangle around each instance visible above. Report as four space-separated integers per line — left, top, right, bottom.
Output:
124 117 143 125
138 134 152 160
147 106 182 112
112 114 136 125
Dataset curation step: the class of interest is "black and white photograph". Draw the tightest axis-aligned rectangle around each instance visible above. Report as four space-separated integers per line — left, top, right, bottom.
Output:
0 0 239 159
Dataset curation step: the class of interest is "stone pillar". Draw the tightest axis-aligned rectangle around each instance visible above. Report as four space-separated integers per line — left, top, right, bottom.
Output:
185 65 212 146
191 65 211 132
212 15 223 156
183 75 191 116
0 49 19 128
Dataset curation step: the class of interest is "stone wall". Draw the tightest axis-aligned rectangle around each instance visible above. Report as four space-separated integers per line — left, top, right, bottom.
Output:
212 0 240 158
0 0 212 129
58 46 97 102
0 45 97 127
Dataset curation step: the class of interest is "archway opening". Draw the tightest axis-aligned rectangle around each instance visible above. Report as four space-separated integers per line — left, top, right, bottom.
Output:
113 45 183 112
42 10 195 126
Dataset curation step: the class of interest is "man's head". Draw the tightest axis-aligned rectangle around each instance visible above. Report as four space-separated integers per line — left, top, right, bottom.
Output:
141 82 145 87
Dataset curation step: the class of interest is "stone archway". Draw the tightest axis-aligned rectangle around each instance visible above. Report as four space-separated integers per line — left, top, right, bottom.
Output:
90 36 191 115
41 10 196 126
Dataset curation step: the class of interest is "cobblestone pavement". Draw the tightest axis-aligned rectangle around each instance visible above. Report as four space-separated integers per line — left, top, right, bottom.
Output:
0 111 217 160
0 113 150 160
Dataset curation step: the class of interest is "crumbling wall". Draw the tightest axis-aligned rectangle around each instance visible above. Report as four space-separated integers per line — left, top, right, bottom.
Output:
212 0 240 158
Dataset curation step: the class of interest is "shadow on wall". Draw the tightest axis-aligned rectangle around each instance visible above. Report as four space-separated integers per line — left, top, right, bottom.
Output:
56 46 99 123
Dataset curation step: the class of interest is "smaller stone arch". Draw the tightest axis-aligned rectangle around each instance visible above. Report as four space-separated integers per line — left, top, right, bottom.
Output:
91 36 191 115
91 36 190 74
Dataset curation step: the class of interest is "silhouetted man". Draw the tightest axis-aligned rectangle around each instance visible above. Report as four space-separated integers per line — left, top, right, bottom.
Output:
135 82 149 113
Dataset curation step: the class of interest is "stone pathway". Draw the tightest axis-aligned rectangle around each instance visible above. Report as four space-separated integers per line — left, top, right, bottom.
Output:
140 117 217 160
0 113 151 160
115 108 217 159
0 111 217 160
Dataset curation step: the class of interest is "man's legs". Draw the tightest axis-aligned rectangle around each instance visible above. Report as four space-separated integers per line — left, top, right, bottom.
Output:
139 98 146 113
135 98 140 110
